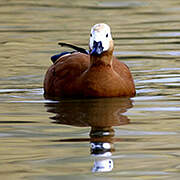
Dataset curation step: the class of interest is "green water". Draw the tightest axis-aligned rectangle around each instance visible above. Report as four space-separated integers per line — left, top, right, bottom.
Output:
0 0 180 179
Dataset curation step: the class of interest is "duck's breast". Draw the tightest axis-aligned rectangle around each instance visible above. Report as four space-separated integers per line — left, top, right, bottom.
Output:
79 58 136 97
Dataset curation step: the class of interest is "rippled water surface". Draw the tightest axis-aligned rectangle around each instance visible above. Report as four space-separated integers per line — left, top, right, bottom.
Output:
0 0 180 179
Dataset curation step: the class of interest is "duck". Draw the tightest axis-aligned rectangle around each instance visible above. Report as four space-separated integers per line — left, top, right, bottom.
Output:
44 23 136 98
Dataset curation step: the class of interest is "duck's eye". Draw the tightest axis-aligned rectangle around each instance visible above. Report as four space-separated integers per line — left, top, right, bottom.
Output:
90 33 92 37
106 33 108 38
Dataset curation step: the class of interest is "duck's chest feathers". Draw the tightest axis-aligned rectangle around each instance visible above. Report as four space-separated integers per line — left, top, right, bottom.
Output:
80 65 121 97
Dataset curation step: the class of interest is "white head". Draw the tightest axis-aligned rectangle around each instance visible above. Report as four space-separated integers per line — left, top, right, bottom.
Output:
89 23 113 55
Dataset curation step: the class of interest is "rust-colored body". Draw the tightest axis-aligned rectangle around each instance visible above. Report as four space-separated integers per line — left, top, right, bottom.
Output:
44 49 136 98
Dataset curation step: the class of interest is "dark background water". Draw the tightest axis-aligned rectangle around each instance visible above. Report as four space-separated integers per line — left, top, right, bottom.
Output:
0 0 180 179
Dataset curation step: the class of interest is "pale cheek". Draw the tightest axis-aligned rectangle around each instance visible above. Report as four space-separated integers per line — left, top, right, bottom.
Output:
89 38 93 50
89 36 110 51
102 40 109 51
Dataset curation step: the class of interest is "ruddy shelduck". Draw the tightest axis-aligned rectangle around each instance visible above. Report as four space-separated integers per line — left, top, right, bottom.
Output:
44 23 136 98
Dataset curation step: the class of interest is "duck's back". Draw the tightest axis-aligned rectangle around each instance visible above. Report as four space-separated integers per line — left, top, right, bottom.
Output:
44 53 89 97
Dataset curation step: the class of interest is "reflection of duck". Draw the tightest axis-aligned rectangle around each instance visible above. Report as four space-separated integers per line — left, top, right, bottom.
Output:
90 126 114 172
44 23 136 98
46 98 133 127
45 98 133 172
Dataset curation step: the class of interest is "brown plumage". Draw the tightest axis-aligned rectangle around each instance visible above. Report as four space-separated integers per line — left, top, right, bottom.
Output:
44 24 136 98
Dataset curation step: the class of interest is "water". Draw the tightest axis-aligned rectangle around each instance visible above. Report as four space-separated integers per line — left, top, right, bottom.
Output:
0 0 180 179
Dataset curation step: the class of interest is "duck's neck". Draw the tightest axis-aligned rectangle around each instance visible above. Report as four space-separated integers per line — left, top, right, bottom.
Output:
89 40 114 67
90 52 113 67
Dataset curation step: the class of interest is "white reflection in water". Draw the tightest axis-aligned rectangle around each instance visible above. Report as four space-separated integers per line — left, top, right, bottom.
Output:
136 107 180 112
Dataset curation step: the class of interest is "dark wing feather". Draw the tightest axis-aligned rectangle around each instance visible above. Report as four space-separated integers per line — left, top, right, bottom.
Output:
58 42 89 54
